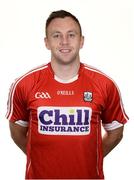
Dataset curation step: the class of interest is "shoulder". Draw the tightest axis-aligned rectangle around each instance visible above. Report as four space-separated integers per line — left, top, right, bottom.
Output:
82 63 116 86
9 63 49 98
82 63 121 97
13 63 49 88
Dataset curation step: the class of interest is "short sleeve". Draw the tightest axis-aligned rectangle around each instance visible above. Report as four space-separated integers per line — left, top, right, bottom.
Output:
6 80 29 125
101 80 128 125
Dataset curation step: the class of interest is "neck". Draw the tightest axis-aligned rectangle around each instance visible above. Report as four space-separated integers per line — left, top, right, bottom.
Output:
51 59 80 80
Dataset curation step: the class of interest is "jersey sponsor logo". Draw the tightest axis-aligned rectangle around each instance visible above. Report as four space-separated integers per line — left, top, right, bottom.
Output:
38 106 92 135
84 92 93 102
35 92 51 99
57 90 74 96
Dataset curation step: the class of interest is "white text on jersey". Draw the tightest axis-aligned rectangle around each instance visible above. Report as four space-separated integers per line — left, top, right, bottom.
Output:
35 92 51 99
57 90 74 96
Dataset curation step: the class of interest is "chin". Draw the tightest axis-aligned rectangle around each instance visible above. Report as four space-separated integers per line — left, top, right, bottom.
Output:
58 59 76 65
57 55 78 65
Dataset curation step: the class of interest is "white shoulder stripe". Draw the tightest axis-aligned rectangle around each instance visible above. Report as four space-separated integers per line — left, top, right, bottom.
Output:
84 64 128 121
103 120 123 131
84 64 107 76
6 64 48 120
15 120 29 127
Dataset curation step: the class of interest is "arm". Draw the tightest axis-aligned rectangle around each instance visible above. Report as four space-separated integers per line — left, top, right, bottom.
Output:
102 126 124 157
9 121 28 154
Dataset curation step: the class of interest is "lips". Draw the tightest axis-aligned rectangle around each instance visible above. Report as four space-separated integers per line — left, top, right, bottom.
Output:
59 48 71 53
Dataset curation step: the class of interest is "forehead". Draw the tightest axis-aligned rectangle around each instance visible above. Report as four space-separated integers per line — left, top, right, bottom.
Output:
47 17 80 33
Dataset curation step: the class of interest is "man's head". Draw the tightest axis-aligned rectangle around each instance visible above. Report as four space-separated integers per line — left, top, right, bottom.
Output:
44 10 84 65
45 10 82 37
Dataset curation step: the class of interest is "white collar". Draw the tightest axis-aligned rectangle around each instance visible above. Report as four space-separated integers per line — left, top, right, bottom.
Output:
54 74 78 83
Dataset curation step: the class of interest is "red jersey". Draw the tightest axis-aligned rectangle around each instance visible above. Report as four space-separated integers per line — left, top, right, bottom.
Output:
6 62 128 179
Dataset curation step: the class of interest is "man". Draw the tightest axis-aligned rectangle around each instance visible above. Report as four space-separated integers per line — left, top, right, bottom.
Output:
6 10 128 179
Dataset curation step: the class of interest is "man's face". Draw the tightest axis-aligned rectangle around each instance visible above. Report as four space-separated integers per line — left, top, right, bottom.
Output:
45 17 84 65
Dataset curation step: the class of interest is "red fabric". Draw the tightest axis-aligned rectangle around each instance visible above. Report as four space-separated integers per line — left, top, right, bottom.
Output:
6 63 128 179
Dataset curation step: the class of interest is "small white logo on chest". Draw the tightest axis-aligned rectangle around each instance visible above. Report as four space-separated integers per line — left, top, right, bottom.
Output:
84 92 93 102
35 92 51 99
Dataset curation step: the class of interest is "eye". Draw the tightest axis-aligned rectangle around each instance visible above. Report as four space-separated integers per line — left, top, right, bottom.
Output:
68 33 75 38
53 33 60 38
68 32 76 38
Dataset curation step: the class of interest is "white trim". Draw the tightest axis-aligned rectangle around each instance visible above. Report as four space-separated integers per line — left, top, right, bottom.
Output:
27 160 31 175
6 64 48 120
54 74 78 83
103 120 123 131
96 115 99 176
84 64 128 121
15 120 29 127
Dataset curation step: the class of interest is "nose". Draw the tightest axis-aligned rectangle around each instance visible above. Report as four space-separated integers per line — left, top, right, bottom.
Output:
60 35 69 45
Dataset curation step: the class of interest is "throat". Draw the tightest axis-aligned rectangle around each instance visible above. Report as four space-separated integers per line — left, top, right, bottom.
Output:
51 60 80 82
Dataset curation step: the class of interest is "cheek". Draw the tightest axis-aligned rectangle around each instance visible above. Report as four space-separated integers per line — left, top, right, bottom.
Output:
48 39 60 49
75 41 83 50
45 42 54 50
73 38 83 47
49 44 59 53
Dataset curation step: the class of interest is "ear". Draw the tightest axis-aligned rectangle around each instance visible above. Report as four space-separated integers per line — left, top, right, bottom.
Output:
44 37 50 50
80 36 84 49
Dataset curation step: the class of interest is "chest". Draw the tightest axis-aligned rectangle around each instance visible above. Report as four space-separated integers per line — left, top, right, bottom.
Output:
27 78 105 109
26 79 105 136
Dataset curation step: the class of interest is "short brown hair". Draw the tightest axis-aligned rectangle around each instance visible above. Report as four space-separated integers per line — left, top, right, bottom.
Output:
45 10 82 36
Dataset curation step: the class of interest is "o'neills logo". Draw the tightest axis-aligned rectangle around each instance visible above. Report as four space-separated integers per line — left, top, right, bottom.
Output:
37 106 92 135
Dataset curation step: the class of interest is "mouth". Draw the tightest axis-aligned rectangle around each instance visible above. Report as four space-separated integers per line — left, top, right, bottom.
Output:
59 48 71 54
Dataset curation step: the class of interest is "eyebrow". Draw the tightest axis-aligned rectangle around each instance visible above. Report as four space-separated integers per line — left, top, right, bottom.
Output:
50 30 79 35
68 30 78 34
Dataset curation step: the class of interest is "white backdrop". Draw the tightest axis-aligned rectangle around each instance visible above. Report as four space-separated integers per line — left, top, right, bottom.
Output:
0 0 134 179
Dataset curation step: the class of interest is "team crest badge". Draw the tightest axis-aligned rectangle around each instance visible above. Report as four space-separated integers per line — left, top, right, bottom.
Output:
84 92 93 102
